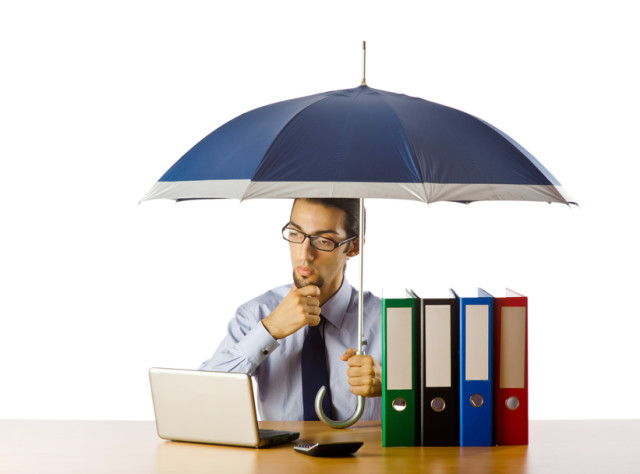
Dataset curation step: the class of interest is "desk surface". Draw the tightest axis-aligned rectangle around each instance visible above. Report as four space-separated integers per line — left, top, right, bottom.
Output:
1 419 640 474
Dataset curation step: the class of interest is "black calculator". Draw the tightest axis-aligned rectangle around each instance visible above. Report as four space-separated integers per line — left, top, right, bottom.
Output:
293 441 363 457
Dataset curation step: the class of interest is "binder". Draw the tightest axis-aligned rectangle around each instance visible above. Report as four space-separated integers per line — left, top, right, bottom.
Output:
409 290 460 446
482 288 529 445
381 293 418 447
453 289 493 447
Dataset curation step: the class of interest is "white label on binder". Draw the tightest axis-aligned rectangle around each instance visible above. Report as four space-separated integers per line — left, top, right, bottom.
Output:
386 307 413 390
425 305 451 387
500 306 526 388
465 305 489 381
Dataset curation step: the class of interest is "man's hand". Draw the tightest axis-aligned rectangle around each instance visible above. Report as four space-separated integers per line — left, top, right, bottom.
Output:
340 348 382 398
262 285 321 340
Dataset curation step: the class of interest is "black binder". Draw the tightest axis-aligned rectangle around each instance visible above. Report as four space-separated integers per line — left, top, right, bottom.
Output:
410 290 460 446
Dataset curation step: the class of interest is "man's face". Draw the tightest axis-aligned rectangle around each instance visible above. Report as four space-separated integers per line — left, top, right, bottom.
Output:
287 199 357 303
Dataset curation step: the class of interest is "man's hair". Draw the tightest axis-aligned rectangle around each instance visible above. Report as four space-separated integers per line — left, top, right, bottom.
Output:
293 198 365 238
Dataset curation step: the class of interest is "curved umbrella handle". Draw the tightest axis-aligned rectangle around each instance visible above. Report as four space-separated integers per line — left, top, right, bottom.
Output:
315 386 365 429
315 198 368 429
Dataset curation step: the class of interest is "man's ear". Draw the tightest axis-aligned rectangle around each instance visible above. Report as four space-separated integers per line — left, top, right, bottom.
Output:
346 237 362 257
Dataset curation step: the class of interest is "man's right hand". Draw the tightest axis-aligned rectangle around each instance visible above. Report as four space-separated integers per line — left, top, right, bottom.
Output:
261 285 321 340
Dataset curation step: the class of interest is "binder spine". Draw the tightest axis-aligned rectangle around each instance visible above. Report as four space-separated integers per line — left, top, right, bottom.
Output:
420 299 460 446
494 295 529 445
382 297 418 447
459 295 493 447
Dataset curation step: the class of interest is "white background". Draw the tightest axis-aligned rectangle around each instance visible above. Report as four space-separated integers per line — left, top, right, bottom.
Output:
1 1 638 421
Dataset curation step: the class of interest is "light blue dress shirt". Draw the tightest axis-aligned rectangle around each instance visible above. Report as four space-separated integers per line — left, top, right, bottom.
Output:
199 279 382 421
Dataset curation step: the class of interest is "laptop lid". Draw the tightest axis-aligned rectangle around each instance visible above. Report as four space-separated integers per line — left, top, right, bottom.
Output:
149 368 298 447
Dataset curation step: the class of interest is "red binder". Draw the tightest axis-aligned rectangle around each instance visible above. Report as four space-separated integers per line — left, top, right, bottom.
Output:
490 289 529 445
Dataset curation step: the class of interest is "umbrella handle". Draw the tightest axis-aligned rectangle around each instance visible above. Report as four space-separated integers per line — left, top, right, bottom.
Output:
315 198 367 429
315 386 365 429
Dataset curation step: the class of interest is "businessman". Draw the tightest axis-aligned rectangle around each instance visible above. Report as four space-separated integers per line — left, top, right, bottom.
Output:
200 198 382 421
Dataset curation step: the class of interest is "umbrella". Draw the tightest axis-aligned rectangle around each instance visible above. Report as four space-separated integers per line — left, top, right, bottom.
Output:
141 53 575 428
141 84 574 205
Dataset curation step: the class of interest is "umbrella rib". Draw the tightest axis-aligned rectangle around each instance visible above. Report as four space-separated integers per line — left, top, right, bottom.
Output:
244 94 337 200
473 116 564 186
468 114 575 204
372 90 430 203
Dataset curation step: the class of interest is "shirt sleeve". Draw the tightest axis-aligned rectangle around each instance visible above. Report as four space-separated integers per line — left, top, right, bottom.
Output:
198 304 280 375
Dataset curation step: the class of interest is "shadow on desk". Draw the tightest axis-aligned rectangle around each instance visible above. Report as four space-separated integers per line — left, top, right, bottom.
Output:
155 441 260 473
2 419 640 473
154 421 529 474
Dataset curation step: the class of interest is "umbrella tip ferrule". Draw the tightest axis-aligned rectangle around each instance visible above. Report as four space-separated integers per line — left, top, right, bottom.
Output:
360 41 367 86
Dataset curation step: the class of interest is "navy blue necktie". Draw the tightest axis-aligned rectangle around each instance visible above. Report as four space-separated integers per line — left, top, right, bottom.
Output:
301 316 333 421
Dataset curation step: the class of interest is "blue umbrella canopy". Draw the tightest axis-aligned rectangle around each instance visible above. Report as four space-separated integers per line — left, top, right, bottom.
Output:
141 85 575 205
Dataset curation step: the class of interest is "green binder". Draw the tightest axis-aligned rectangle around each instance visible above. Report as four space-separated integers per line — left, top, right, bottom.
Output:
382 294 418 447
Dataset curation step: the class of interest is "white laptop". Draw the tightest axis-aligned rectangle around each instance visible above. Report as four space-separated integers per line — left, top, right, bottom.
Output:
149 368 299 448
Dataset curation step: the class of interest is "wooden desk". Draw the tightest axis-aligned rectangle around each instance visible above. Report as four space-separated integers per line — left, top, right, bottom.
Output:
1 419 639 473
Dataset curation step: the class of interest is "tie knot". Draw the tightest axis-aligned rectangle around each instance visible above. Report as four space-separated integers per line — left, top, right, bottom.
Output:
310 315 326 333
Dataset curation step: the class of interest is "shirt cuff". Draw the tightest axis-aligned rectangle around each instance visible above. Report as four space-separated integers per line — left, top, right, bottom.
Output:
237 320 280 366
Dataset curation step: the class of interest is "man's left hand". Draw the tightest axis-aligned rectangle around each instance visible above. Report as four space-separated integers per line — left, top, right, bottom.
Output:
340 348 382 398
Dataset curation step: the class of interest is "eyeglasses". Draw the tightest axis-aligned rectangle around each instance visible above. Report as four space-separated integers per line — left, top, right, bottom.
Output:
282 224 358 252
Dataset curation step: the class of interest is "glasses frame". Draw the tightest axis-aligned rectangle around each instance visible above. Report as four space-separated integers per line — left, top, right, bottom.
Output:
281 224 358 252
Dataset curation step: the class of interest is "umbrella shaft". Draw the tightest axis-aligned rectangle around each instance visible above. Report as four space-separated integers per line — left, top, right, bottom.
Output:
357 197 366 353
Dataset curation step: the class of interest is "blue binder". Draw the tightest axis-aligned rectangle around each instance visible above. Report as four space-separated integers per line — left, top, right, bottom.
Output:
453 289 494 447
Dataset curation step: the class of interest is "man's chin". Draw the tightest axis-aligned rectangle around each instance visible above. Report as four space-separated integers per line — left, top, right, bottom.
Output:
293 272 324 289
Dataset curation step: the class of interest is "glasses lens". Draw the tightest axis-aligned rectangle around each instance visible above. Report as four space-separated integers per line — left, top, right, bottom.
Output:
309 236 336 251
283 228 304 243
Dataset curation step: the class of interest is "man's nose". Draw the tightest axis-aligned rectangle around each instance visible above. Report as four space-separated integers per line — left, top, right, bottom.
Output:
299 237 316 260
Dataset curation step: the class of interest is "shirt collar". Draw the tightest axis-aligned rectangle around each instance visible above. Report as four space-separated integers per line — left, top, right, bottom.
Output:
320 278 352 329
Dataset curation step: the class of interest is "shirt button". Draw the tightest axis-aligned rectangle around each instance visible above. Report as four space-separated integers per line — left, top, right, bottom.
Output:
262 348 269 355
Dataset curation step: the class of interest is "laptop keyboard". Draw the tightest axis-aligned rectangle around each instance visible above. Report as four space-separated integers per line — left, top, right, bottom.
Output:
259 429 294 438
